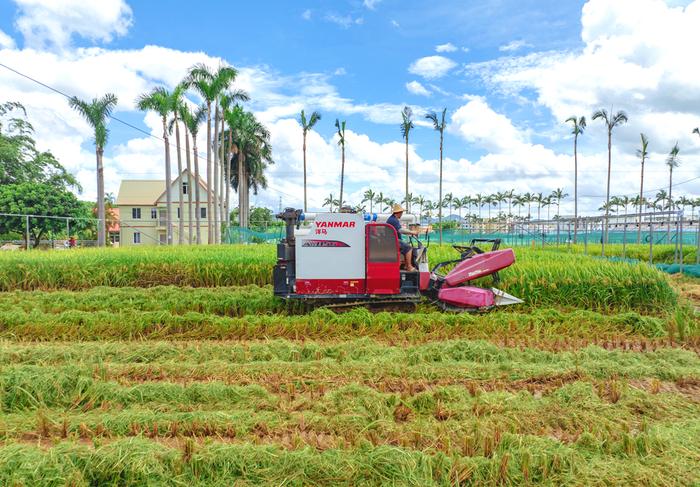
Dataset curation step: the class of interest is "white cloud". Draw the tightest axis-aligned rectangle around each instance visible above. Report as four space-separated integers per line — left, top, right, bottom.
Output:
499 40 533 52
465 0 700 154
435 42 457 53
0 29 16 49
301 9 312 20
408 55 457 79
390 19 400 28
406 81 431 96
324 13 364 28
363 0 381 9
333 67 347 76
13 0 133 49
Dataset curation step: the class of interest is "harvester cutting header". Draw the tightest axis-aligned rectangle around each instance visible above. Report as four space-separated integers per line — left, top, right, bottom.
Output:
272 207 522 311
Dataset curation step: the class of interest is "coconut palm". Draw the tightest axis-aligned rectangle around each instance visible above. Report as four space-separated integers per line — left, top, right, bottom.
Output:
592 108 628 255
513 195 525 221
220 90 250 225
166 84 187 245
402 192 414 212
136 87 178 245
400 106 414 212
362 189 376 214
551 188 568 218
335 119 347 209
229 107 274 228
425 108 447 244
182 104 207 244
185 63 238 243
300 110 322 212
443 193 454 218
415 195 426 223
665 142 680 243
636 133 649 243
68 93 117 247
565 116 586 242
322 193 336 212
373 192 384 214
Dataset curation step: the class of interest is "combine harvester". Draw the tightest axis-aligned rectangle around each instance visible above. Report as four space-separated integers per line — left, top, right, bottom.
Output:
272 208 522 311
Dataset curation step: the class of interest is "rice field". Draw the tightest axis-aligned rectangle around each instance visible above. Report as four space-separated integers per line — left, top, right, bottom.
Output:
0 245 698 485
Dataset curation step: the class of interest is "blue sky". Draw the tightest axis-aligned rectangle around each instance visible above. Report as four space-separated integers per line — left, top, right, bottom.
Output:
0 0 698 213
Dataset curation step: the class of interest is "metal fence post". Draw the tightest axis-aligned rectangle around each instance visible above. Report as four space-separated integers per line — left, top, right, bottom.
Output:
25 215 30 250
679 213 684 275
696 217 700 265
584 219 588 255
674 214 680 265
649 219 653 265
66 218 70 240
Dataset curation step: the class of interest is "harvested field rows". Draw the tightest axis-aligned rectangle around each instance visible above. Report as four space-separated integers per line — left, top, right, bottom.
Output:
0 245 698 485
0 339 698 485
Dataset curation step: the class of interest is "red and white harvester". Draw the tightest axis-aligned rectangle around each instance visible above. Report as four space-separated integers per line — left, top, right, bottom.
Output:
272 208 522 311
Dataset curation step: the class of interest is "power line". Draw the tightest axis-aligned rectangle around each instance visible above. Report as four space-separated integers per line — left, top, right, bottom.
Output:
0 61 298 201
2 61 699 205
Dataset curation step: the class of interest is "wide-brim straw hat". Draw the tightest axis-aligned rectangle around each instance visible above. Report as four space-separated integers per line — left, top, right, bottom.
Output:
391 203 405 214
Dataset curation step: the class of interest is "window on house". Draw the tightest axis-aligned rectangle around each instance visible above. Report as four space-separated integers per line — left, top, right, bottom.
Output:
132 208 141 219
182 181 189 195
133 232 141 244
150 208 157 219
200 207 207 219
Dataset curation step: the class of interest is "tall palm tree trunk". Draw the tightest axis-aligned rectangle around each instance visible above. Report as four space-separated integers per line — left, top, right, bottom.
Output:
205 104 213 244
184 127 193 244
668 166 673 244
603 129 612 256
96 147 106 246
339 147 345 210
573 133 578 243
174 117 184 245
213 105 220 244
193 140 202 244
405 138 409 213
225 129 233 233
219 114 225 243
238 151 247 228
638 159 645 244
303 132 308 212
161 117 173 245
438 132 443 245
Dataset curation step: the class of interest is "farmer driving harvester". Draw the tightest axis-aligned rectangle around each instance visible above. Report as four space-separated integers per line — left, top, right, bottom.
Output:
386 203 419 272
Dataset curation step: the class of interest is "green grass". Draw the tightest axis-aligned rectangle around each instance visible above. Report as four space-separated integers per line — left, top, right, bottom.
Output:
549 243 698 264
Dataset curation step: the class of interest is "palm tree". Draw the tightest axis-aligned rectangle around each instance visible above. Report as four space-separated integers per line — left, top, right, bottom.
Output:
136 87 177 245
513 195 525 221
383 197 396 213
523 192 534 220
68 93 117 247
221 90 250 225
400 106 414 212
186 63 238 243
425 108 447 244
666 142 680 243
415 195 426 223
592 108 628 255
322 193 336 212
229 108 274 228
174 95 194 244
636 133 649 244
182 104 207 244
300 110 322 212
167 84 187 245
362 189 376 214
402 192 414 212
443 193 454 219
551 188 568 218
565 116 586 243
335 119 347 209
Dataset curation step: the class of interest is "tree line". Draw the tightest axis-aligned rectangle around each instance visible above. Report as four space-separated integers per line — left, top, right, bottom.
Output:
299 104 699 248
70 63 272 246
